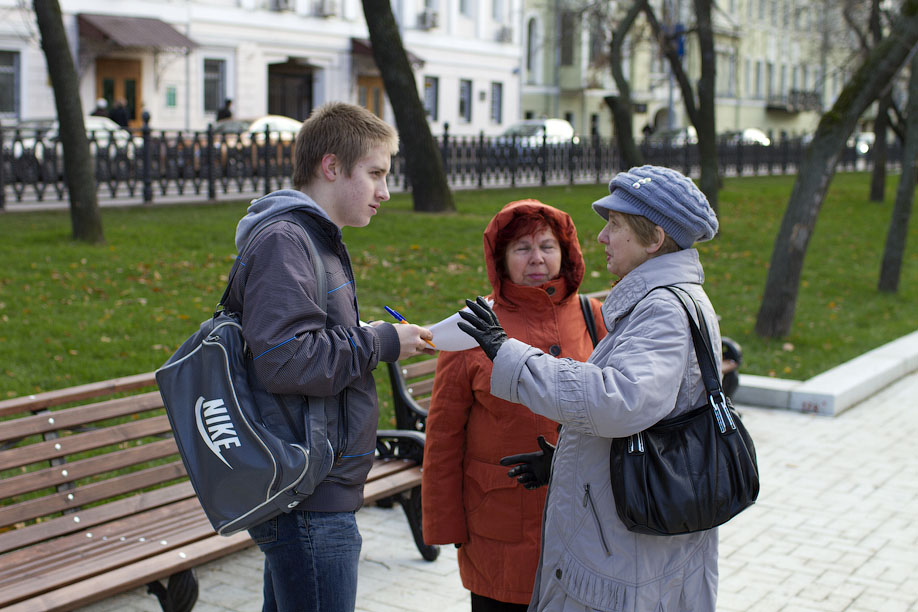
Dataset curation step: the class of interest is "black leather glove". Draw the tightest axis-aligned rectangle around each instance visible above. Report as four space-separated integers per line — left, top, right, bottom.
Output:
457 297 509 360
499 435 555 490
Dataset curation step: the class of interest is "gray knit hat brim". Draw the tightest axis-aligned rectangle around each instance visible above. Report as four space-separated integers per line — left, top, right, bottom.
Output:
592 165 718 249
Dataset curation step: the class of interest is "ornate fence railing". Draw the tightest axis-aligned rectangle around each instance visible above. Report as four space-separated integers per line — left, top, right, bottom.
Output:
0 117 901 209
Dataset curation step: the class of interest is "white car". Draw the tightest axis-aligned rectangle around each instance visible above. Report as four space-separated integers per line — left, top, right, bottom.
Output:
498 118 579 147
723 128 771 146
15 116 142 162
213 115 303 146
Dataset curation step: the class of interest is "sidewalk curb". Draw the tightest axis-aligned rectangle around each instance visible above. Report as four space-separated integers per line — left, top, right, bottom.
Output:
735 329 918 416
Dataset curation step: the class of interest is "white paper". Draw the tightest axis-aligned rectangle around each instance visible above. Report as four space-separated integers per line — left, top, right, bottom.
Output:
426 298 494 352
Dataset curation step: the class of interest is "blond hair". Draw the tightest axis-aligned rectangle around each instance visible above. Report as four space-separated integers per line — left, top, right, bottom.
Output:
293 102 399 189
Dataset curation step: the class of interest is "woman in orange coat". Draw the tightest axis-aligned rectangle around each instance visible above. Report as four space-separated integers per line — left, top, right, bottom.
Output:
422 200 605 611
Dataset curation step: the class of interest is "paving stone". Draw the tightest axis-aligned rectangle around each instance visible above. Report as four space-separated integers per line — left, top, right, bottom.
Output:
74 371 918 612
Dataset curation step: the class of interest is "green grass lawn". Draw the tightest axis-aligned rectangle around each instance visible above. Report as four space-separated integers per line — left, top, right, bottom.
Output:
1 172 916 425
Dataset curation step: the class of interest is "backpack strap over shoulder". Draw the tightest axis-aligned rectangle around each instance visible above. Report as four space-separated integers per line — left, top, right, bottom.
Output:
218 217 326 315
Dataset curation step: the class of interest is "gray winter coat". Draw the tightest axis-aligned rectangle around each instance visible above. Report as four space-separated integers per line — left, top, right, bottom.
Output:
225 190 401 513
490 249 720 612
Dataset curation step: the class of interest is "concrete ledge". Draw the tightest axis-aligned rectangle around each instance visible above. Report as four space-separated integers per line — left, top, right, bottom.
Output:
734 329 918 416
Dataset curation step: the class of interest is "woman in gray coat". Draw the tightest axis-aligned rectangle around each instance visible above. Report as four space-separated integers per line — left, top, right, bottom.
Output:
458 165 722 612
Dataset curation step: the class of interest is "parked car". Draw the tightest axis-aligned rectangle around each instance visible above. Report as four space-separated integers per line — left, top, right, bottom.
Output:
9 116 142 181
722 127 771 146
645 125 698 146
492 118 579 167
208 115 303 178
498 118 579 147
213 115 303 147
847 132 874 156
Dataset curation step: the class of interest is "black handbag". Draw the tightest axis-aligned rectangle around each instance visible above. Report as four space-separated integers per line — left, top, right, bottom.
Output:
609 286 759 536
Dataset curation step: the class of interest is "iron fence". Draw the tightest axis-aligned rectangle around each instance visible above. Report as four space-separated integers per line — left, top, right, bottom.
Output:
0 117 900 210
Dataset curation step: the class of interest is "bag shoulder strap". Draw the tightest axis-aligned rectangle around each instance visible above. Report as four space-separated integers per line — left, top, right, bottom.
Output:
218 216 327 314
660 285 736 433
579 294 599 348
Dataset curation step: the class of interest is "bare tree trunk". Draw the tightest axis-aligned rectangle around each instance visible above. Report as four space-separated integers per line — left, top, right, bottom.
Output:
870 91 892 201
361 0 454 213
693 0 719 214
33 0 103 243
755 7 918 338
878 52 918 292
869 0 889 202
607 0 645 170
643 1 719 211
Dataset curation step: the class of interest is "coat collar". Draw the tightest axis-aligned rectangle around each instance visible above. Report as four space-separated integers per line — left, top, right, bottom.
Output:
602 249 705 327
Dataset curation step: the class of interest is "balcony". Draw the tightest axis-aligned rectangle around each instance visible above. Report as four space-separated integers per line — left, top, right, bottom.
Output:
767 89 823 113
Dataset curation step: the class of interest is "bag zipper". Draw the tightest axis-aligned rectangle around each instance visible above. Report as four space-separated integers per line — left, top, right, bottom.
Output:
583 484 612 556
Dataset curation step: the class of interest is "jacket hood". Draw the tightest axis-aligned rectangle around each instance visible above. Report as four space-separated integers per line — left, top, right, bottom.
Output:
483 199 586 304
235 189 334 252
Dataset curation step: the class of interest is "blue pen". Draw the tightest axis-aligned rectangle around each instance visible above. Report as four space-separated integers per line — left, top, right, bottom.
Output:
384 306 436 348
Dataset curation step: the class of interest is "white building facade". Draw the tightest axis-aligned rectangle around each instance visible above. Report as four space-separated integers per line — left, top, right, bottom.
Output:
0 0 522 136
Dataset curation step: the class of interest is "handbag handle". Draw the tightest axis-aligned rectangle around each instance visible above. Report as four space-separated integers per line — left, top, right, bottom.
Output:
579 294 599 348
660 286 737 435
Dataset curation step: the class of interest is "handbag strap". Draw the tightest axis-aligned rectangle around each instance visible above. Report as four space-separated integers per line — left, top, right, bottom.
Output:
579 294 599 348
660 286 737 434
217 216 327 314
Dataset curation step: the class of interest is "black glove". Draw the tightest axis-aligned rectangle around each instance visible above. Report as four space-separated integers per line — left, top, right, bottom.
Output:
457 297 508 360
499 435 555 490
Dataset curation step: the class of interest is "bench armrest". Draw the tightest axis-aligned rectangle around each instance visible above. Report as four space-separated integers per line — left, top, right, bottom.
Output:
386 362 430 432
375 430 425 464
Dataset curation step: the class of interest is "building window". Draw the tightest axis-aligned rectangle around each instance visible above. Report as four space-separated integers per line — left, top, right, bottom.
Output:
716 51 736 97
459 0 472 17
459 79 472 122
203 58 226 113
526 18 539 80
560 12 576 66
490 82 502 123
166 85 178 108
0 50 20 118
588 19 605 64
492 0 502 21
424 76 439 121
755 60 763 98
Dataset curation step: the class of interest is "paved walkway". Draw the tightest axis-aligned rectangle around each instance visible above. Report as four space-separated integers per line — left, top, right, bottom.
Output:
77 370 918 612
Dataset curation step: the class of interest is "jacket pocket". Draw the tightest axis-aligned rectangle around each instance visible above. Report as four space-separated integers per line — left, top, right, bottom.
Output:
464 458 523 543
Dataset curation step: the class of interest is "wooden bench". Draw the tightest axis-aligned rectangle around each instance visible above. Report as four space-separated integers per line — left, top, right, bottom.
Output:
0 373 436 612
387 289 742 433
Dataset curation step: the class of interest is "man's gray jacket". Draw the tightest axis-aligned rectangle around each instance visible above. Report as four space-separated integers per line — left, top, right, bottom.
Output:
225 189 401 512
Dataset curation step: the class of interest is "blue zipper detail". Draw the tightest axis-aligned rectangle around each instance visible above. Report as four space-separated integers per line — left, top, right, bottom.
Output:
340 449 375 458
253 336 296 360
328 280 353 294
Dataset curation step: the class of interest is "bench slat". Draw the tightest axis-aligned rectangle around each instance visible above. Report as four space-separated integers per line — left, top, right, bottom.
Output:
0 438 178 500
363 463 422 505
399 358 438 379
0 461 187 529
0 498 205 583
406 377 435 398
0 415 172 471
0 372 157 418
1 531 252 612
0 482 196 555
0 506 221 609
0 391 164 444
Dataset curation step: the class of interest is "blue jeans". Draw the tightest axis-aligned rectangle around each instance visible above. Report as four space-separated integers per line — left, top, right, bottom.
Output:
248 510 362 612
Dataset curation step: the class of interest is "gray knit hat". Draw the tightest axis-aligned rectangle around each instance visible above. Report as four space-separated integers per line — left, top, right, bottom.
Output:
592 165 718 249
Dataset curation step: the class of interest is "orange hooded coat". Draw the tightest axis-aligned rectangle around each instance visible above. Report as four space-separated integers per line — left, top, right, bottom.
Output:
421 200 606 604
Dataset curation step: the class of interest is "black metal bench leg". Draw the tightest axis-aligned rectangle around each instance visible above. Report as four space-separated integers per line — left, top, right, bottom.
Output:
147 568 199 612
396 486 440 562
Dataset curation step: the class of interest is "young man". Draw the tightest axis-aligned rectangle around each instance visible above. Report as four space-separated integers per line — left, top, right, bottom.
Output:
224 102 434 612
